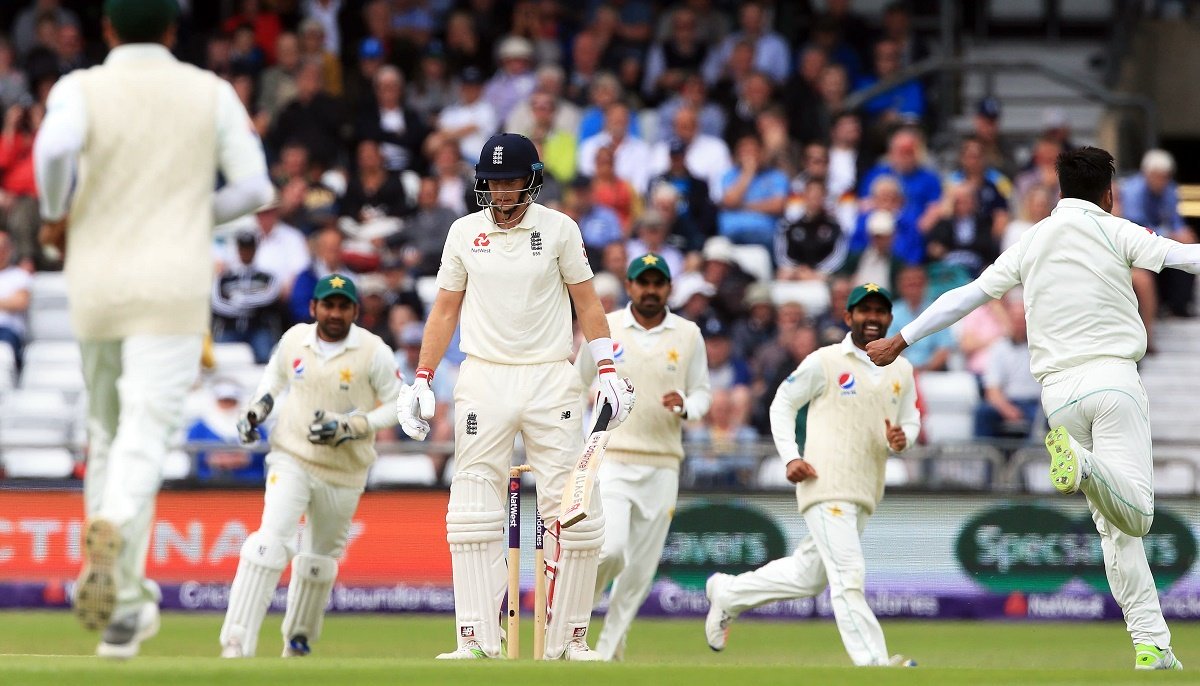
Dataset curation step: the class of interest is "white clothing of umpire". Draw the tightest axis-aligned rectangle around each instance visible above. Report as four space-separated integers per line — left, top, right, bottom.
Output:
872 147 1200 670
220 274 403 658
575 254 710 661
396 133 635 661
32 0 272 659
706 284 919 667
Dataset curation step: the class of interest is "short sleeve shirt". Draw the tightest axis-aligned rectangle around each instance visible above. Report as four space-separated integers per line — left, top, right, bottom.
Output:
436 203 594 364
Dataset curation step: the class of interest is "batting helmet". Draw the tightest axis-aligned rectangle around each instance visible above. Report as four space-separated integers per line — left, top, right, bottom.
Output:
474 132 544 213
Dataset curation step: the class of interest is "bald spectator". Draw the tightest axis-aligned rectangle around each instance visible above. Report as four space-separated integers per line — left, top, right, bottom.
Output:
577 102 653 194
354 65 430 174
648 179 709 253
267 59 347 168
649 105 731 203
483 36 537 124
703 1 790 84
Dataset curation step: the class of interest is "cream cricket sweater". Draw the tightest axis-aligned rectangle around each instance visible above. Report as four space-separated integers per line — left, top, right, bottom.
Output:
257 324 403 489
769 337 919 515
576 307 711 470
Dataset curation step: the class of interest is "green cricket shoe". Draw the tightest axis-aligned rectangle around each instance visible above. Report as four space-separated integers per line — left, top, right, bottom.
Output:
1135 644 1183 670
1045 426 1082 494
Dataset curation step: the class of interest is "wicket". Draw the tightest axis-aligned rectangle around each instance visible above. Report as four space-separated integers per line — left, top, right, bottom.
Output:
507 465 547 659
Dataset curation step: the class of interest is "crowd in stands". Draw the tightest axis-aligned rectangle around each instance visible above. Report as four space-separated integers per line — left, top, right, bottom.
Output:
0 0 1194 483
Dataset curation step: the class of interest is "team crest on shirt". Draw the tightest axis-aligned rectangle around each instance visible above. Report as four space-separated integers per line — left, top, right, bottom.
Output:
666 348 679 372
838 372 857 396
292 358 305 380
530 231 542 255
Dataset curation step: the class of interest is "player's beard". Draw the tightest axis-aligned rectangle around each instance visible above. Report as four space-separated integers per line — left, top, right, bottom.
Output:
851 319 886 348
318 316 349 342
632 295 664 321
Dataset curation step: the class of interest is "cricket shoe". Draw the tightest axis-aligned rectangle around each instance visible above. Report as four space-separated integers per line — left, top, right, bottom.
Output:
1135 644 1183 670
96 601 160 659
563 638 604 661
435 640 491 659
220 638 246 658
1045 426 1084 494
74 518 122 631
887 654 917 667
705 573 735 652
283 634 311 657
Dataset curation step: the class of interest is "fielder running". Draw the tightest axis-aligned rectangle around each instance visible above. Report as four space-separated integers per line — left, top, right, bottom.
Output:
705 283 919 667
869 147 1200 670
220 274 403 658
576 253 711 661
396 132 635 661
32 0 272 658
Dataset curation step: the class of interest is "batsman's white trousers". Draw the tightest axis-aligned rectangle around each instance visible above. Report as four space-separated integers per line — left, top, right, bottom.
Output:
718 500 889 666
1041 357 1171 649
452 356 584 521
257 452 364 557
80 334 203 619
593 460 678 660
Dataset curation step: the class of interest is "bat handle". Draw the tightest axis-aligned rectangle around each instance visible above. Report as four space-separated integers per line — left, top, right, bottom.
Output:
592 401 613 433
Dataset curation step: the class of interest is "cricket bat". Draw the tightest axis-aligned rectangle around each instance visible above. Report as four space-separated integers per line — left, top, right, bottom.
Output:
558 401 613 529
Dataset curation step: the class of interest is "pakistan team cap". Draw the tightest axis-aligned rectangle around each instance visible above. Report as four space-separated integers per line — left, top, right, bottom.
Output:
105 0 179 43
846 282 893 311
627 253 671 281
313 273 358 304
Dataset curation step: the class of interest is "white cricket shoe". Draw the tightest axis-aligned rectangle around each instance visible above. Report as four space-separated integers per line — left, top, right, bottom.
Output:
436 640 491 659
220 638 245 658
96 601 160 659
705 573 735 652
887 654 917 667
563 638 604 661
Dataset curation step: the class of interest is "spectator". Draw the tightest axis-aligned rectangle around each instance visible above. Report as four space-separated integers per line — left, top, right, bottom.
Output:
23 13 61 83
524 90 578 183
590 144 641 230
392 0 437 55
345 37 386 113
187 379 266 483
839 209 905 293
340 139 411 224
890 265 954 371
223 0 283 63
298 17 342 97
592 271 624 312
811 63 850 135
600 240 630 281
813 277 852 346
303 0 342 55
565 31 605 107
701 316 752 418
444 10 491 75
956 299 1009 379
926 183 999 278
0 231 29 368
54 23 91 74
273 142 337 235
641 6 709 105
1013 135 1061 208
1121 149 1195 318
854 39 925 123
211 231 282 364
788 141 830 197
354 65 430 174
288 227 354 324
406 48 455 125
0 101 40 264
267 59 346 168
647 180 705 254
880 1 931 68
430 140 473 215
507 66 582 137
685 388 759 488
355 273 391 340
257 32 300 122
389 177 457 277
756 107 795 176
975 297 1042 440
703 1 790 84
1001 184 1052 251
716 133 788 253
973 97 1018 179
701 236 754 323
565 176 623 251
0 40 29 110
12 0 79 59
482 36 537 124
722 70 773 148
652 139 717 249
782 45 827 142
658 71 727 142
848 175 922 264
229 24 265 77
807 15 864 85
650 105 731 204
776 178 846 280
731 282 775 359
670 271 717 323
1040 107 1076 153
578 102 653 194
249 205 310 302
819 0 872 71
432 67 498 165
858 128 942 253
827 111 865 203
625 209 685 278
948 135 1012 236
751 322 819 437
508 0 565 66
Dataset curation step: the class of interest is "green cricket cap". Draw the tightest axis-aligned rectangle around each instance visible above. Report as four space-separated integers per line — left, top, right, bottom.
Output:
626 253 671 281
105 0 179 44
313 273 358 304
846 282 893 311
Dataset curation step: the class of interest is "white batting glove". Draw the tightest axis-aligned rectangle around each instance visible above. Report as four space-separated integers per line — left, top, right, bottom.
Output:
396 368 436 440
595 366 634 430
307 410 370 446
236 394 273 445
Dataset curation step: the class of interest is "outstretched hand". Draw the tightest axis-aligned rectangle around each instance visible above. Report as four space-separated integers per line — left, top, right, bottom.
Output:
866 334 907 367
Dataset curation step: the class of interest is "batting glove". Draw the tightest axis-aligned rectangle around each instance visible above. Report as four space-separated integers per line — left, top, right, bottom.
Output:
307 410 370 446
396 368 436 441
595 366 634 431
236 394 274 445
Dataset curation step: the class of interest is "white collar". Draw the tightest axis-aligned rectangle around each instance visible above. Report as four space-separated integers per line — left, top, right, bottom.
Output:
620 304 676 333
1052 198 1109 216
839 333 875 366
303 323 362 351
104 44 176 66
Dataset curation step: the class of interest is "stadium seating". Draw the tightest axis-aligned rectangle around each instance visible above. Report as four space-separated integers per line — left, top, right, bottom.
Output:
27 308 74 342
367 454 438 487
916 371 981 443
1 447 74 479
769 281 831 317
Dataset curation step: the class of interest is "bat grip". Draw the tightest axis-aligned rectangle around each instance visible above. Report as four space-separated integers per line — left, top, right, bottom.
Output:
592 401 613 433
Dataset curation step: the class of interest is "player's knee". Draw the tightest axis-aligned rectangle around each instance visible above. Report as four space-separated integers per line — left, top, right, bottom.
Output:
558 512 604 551
291 553 338 583
447 470 504 544
241 531 293 570
830 563 866 595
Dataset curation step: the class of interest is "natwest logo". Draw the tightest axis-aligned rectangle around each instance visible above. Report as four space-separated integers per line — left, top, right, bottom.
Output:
473 233 490 247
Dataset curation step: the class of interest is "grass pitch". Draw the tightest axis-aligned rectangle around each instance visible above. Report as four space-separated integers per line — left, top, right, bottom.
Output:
0 611 1195 685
